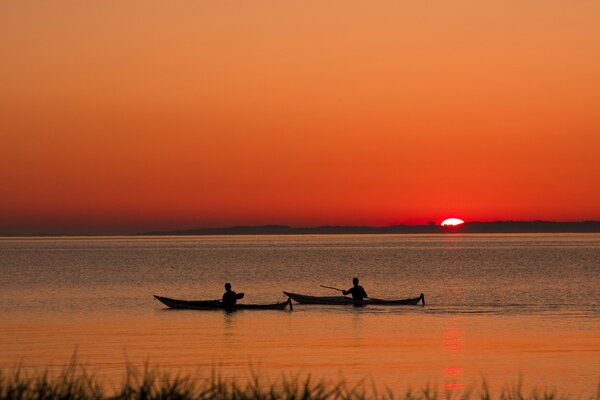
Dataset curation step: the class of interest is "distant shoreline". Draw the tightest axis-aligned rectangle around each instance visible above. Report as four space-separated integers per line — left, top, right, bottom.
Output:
2 221 600 237
143 221 600 236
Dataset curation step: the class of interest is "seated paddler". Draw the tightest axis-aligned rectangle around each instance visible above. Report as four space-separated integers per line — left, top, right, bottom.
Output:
342 277 368 301
222 282 244 306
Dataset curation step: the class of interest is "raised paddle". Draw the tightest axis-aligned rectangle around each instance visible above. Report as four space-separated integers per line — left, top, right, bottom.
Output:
320 285 344 292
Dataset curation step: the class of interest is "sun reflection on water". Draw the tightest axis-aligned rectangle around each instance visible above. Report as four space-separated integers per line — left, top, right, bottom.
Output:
443 317 465 396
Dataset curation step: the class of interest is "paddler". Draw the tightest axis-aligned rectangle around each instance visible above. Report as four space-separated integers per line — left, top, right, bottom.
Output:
222 282 244 306
342 277 368 301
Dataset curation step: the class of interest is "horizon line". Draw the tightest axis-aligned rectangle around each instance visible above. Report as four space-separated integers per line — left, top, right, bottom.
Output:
2 220 600 237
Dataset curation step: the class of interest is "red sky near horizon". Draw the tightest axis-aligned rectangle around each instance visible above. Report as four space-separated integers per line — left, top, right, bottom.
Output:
1 1 600 234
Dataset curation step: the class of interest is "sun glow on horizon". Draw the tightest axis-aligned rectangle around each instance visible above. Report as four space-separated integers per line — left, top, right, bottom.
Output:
441 218 465 227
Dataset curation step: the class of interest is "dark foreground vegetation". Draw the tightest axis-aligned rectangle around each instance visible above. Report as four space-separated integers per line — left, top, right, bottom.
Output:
0 364 597 400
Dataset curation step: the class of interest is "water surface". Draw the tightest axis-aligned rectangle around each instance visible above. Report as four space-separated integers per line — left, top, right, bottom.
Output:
0 234 598 395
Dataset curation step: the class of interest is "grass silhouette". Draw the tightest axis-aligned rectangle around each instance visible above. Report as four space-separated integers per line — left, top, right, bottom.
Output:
0 362 597 400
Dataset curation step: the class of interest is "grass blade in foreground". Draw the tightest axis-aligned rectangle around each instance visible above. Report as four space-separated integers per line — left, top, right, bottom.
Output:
0 364 597 400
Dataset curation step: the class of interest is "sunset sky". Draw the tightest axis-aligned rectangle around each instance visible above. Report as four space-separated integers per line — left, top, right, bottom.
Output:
1 1 599 234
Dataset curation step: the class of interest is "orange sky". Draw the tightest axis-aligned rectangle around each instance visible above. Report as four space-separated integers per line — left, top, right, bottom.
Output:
1 1 599 234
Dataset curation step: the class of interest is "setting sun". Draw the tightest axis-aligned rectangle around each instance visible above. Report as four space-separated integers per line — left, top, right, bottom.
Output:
441 218 465 227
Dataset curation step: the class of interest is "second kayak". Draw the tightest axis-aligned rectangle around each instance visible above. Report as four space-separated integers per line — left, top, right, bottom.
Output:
283 292 425 306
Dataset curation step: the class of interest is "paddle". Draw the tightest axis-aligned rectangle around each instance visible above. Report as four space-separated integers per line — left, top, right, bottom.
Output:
320 285 344 292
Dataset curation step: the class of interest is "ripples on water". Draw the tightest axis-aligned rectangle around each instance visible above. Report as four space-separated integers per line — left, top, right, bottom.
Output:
0 234 598 394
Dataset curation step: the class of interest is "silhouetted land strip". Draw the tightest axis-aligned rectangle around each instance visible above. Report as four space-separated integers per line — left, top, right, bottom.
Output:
144 221 600 235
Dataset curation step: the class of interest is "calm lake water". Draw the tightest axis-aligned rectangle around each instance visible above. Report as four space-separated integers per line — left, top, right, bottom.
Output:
0 234 598 395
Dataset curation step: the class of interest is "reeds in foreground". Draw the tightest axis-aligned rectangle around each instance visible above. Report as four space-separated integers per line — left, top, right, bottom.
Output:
0 363 597 400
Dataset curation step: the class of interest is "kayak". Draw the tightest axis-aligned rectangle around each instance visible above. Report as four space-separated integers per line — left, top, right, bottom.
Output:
283 292 425 306
154 295 292 310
